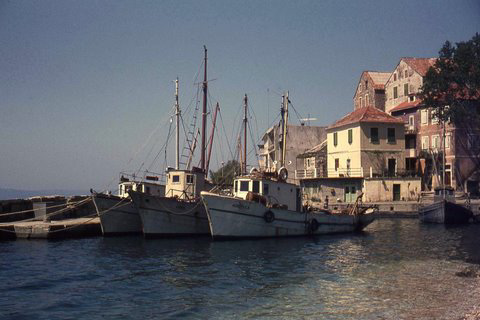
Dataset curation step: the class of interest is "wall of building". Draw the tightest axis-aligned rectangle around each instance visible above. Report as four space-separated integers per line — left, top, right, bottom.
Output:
327 125 362 177
353 73 386 111
363 178 421 202
359 122 406 175
385 60 424 113
301 178 363 204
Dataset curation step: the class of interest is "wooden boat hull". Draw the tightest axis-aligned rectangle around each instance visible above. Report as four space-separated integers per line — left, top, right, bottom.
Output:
201 192 375 239
93 194 141 235
129 191 210 237
419 200 472 224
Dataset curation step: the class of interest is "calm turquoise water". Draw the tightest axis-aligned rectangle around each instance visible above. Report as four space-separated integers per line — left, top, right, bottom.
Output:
1 219 479 319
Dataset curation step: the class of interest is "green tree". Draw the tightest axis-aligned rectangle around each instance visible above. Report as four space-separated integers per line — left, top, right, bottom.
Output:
209 160 241 186
421 33 480 123
421 33 480 191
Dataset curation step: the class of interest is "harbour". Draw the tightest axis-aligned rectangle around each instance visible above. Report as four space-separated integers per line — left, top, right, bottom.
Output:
1 219 479 319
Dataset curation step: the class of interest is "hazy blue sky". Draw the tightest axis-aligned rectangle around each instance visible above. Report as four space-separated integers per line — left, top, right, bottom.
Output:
1 0 479 191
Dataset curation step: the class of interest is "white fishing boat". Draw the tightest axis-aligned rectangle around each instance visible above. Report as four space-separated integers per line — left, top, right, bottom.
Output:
201 92 375 239
418 112 473 224
419 186 472 224
92 176 164 235
129 46 217 237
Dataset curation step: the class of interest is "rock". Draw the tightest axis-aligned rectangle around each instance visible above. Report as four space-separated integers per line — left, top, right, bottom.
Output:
456 265 480 278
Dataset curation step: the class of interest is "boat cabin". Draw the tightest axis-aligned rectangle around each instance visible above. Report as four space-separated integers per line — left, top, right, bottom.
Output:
433 186 455 200
233 176 301 211
118 181 165 198
165 167 206 200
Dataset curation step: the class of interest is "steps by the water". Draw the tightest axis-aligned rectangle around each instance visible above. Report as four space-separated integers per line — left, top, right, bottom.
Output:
0 217 101 240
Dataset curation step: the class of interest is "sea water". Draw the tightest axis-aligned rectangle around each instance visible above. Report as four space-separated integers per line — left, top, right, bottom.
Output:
1 219 479 319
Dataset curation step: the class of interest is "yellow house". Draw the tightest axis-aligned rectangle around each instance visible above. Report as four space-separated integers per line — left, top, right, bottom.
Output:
326 106 406 178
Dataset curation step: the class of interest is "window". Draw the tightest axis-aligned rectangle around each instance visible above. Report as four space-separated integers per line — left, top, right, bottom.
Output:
333 132 338 146
404 83 409 96
365 94 369 106
394 73 397 81
240 181 249 191
393 87 398 99
388 128 396 143
263 183 269 195
348 129 353 144
172 175 180 183
445 134 451 149
252 181 260 193
146 186 151 195
359 97 363 108
234 180 238 193
404 70 408 78
421 110 428 125
408 115 414 127
365 80 368 89
431 111 439 124
186 174 194 184
335 158 339 171
421 136 429 150
432 135 440 149
370 127 379 143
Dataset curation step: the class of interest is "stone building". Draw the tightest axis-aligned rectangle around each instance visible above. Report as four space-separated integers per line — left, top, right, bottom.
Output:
258 124 326 184
298 106 421 205
326 106 406 178
385 57 480 195
384 57 436 113
353 71 390 111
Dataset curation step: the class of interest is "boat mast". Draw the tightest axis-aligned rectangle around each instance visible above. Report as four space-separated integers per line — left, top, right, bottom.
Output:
243 94 248 175
206 102 219 176
201 46 208 172
442 115 446 199
281 91 289 168
175 78 180 170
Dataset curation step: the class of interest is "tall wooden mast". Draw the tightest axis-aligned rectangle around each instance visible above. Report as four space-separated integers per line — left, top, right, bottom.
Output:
201 46 208 171
243 94 248 175
174 78 180 170
281 91 289 167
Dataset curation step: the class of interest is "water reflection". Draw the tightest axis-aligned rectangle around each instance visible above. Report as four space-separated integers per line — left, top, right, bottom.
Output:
1 219 480 319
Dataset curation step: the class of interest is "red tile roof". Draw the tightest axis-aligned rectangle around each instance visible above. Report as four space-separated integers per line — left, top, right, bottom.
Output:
328 106 403 130
402 58 437 76
389 99 423 113
367 71 391 89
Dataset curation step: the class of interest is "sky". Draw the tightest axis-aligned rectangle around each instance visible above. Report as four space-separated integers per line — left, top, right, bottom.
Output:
1 0 479 192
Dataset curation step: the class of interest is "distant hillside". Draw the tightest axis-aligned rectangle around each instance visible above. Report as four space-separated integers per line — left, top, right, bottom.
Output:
0 188 89 200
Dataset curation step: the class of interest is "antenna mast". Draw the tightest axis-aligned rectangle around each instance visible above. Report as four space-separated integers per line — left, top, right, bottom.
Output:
201 46 208 171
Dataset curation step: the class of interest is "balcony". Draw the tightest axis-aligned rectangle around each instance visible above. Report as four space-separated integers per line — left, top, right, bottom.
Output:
404 124 417 135
327 167 364 178
295 168 322 179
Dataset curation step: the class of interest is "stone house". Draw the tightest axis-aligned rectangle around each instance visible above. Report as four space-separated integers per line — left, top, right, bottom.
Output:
299 106 421 205
384 57 436 113
353 71 390 111
258 124 326 185
326 106 406 178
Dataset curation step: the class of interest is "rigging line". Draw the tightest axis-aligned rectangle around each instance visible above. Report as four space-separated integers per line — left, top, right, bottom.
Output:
145 117 173 173
247 120 259 164
247 101 261 151
218 109 235 160
139 105 176 174
100 107 173 192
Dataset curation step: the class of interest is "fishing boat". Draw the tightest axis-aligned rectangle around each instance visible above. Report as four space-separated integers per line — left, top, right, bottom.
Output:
419 186 472 224
201 92 375 239
92 176 165 235
418 114 473 224
129 46 217 237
